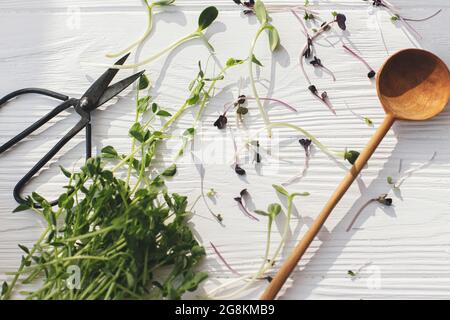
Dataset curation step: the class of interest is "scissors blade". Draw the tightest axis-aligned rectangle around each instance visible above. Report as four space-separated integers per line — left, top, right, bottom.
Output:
81 53 130 107
96 70 145 108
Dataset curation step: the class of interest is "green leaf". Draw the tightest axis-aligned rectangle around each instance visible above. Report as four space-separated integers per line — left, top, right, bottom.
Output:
254 0 268 25
344 150 360 165
267 203 281 218
138 74 150 90
137 96 150 113
153 0 175 6
364 117 373 126
226 58 244 67
1 281 8 296
254 210 269 216
129 123 144 142
156 110 172 117
13 203 31 213
152 102 158 113
183 128 195 137
60 166 72 178
162 164 177 177
331 11 338 17
31 192 47 207
18 244 30 254
272 184 289 197
267 25 280 52
197 6 219 31
387 176 394 185
348 270 357 277
291 192 310 198
187 94 200 106
101 145 119 159
251 54 263 67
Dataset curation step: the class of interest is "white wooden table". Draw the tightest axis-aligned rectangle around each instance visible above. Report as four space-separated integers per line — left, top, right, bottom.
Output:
1 0 449 299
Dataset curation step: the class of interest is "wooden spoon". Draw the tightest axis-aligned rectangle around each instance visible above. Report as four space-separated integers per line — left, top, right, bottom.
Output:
261 48 450 300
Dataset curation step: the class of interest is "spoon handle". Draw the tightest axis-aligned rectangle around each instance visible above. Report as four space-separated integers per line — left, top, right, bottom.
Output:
260 114 396 300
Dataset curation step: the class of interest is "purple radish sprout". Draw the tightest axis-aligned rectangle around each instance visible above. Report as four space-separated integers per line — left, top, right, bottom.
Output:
210 242 241 275
342 44 376 78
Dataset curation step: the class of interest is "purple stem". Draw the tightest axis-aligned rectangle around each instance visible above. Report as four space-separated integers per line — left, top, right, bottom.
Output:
402 9 442 22
291 9 310 37
312 91 336 115
284 152 310 186
377 0 423 39
346 199 376 232
223 101 234 115
229 128 239 164
318 64 336 82
246 97 298 113
342 44 374 71
234 197 260 221
210 242 241 276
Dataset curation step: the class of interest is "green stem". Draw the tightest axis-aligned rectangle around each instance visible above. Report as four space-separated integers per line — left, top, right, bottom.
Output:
2 227 50 300
106 2 154 58
108 32 200 69
249 26 272 137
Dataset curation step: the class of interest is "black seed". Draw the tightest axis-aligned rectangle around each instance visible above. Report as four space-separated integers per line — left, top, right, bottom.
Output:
214 115 227 129
368 70 376 78
299 138 312 149
336 13 347 30
237 95 246 104
235 164 246 176
308 85 318 94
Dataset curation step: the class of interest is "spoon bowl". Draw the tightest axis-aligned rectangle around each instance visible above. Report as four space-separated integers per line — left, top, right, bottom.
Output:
377 48 450 120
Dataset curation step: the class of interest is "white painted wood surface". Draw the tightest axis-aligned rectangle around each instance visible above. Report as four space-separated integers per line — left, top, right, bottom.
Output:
0 0 449 299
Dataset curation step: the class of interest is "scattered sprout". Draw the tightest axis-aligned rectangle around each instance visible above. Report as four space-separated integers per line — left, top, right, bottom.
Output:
367 0 442 39
344 150 360 165
343 44 376 79
210 242 241 275
99 6 219 69
234 189 259 220
207 188 217 197
347 194 393 231
347 270 358 277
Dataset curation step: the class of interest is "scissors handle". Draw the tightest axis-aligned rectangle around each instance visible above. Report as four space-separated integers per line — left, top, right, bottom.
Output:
0 98 77 154
13 116 90 206
0 88 68 105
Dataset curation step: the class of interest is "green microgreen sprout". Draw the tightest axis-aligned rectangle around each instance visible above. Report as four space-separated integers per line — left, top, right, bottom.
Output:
347 270 358 277
345 102 374 127
106 0 176 58
207 188 217 197
247 0 281 137
99 6 219 69
208 185 309 299
387 152 437 191
2 58 242 299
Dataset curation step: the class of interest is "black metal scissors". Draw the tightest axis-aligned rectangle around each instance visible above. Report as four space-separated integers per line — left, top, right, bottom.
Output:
0 53 144 206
